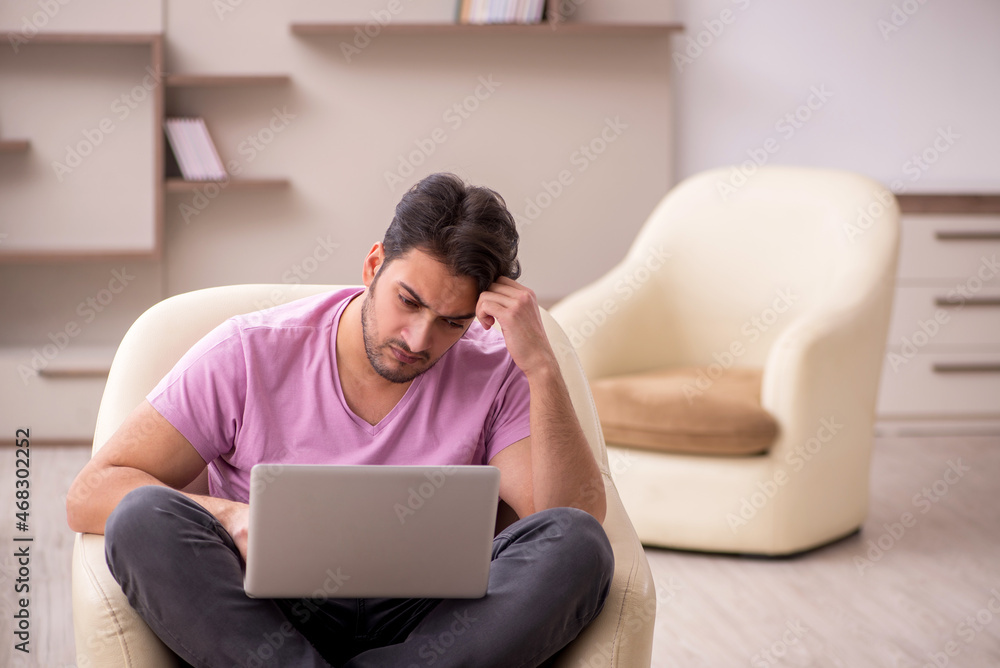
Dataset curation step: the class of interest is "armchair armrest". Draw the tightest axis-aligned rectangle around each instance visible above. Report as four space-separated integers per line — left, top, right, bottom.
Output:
553 478 655 668
759 273 897 546
73 533 179 668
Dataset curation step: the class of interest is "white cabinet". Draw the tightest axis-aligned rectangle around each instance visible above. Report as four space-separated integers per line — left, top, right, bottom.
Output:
0 346 115 443
877 205 1000 434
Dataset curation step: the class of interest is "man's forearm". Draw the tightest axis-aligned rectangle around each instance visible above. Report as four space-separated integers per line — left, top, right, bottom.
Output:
526 363 607 523
66 464 243 536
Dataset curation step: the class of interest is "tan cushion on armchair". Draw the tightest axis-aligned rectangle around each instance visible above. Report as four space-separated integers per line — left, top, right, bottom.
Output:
590 366 778 456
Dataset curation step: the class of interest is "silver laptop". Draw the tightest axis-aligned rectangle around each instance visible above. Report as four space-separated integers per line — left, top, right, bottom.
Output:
244 464 501 599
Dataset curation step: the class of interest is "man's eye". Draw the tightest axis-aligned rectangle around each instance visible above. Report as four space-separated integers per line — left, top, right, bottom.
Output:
445 320 464 329
399 295 418 308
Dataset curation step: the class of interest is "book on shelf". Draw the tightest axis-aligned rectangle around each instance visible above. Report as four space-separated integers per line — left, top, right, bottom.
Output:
457 0 546 25
163 117 228 182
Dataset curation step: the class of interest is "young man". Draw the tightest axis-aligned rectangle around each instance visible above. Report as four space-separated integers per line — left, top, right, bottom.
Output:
67 173 613 668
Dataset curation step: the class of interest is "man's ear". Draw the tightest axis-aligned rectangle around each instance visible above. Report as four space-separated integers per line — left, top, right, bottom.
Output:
362 243 385 287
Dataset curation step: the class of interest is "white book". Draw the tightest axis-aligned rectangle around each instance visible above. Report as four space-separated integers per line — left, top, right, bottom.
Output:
531 0 546 23
164 118 202 181
190 118 227 180
470 0 488 23
180 120 205 180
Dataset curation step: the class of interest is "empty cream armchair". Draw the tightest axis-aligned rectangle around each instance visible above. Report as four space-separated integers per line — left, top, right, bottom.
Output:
551 166 900 556
71 284 656 667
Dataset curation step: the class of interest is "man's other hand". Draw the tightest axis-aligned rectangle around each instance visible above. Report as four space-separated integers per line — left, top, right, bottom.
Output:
217 500 251 563
476 277 557 378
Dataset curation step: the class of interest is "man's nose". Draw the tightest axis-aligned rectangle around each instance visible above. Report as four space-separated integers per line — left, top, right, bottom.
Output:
403 317 433 354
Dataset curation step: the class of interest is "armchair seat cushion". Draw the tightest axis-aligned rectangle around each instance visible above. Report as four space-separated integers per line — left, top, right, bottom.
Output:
590 366 778 456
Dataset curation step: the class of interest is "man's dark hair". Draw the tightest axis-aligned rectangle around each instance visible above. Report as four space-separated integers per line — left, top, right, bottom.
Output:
381 173 521 293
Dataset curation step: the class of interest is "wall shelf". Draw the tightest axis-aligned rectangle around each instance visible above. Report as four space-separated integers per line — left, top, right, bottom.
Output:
165 177 290 193
290 22 684 36
163 74 291 198
0 139 29 153
20 32 162 45
165 74 291 87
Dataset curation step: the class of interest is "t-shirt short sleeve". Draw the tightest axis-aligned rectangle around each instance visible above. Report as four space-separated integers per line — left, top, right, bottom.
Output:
146 318 248 464
483 358 531 463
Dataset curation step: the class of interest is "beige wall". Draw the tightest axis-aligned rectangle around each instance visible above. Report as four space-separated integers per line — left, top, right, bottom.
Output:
161 1 675 302
0 0 161 34
1 0 675 350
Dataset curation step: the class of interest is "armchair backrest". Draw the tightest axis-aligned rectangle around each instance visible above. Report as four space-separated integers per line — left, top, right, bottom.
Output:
93 285 610 487
606 165 900 372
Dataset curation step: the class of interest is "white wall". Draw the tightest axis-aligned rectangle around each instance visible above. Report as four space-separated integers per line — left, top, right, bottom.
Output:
668 0 1000 192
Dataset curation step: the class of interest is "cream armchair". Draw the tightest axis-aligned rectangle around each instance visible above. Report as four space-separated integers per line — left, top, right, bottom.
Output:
551 166 900 556
71 284 655 667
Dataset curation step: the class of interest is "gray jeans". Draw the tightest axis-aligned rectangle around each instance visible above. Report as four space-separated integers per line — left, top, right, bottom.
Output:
104 486 614 668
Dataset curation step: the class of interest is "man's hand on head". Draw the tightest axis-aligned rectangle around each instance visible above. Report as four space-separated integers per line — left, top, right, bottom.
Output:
476 277 557 379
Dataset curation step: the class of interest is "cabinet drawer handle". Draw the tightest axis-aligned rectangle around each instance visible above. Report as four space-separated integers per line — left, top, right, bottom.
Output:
932 362 1000 373
935 296 1000 307
935 230 1000 241
38 367 109 378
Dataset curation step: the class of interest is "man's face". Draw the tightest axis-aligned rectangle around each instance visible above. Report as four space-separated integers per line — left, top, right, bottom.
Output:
361 248 479 384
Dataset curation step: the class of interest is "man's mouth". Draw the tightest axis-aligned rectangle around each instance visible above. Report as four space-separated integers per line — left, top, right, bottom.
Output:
390 346 423 365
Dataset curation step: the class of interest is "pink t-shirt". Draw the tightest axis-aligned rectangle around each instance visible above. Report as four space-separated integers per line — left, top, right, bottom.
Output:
146 287 531 503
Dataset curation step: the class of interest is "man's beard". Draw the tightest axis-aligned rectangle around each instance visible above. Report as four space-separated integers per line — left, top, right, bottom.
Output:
361 285 432 384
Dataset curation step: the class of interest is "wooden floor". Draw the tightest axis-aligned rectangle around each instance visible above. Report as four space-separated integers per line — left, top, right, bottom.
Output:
645 435 1000 668
0 435 997 667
